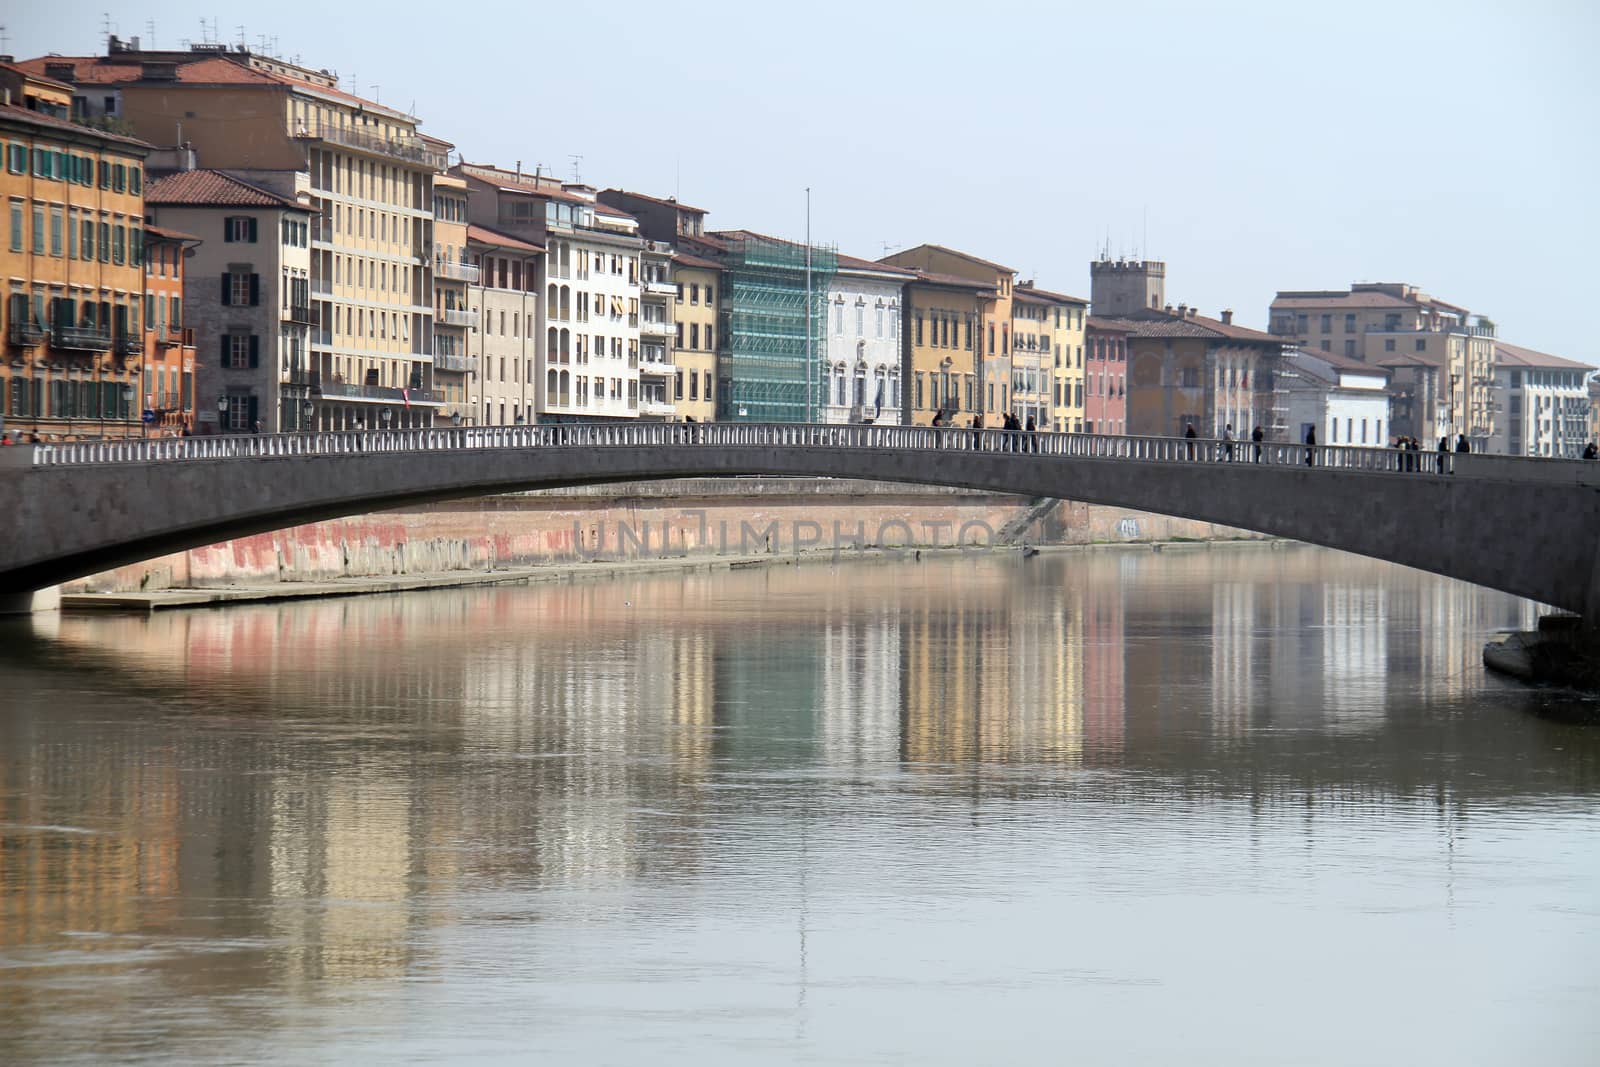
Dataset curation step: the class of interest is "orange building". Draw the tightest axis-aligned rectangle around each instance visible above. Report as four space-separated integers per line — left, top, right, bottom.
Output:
141 225 199 434
1 63 150 441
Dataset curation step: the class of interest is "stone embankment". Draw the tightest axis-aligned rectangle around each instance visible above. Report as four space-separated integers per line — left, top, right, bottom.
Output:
63 478 1266 607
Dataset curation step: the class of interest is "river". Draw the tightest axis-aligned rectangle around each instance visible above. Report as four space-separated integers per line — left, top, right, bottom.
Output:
1 544 1596 1065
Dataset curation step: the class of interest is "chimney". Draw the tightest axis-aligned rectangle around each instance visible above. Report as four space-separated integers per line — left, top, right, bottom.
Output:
1187 307 1198 319
1176 303 1187 317
1221 309 1234 325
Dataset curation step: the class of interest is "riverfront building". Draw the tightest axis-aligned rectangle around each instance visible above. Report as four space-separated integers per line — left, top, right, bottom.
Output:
139 225 199 434
430 171 476 425
899 270 990 425
882 245 1016 420
823 255 910 425
467 223 543 427
1268 282 1496 450
669 251 719 423
144 169 314 432
22 39 452 431
1281 347 1391 448
1014 282 1088 432
637 242 676 420
1 63 150 441
1487 341 1593 458
1084 316 1130 435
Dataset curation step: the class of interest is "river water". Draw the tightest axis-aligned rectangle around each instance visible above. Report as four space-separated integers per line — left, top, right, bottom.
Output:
1 544 1596 1065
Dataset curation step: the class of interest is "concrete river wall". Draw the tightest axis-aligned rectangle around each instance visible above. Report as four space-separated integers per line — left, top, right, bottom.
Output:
65 478 1265 594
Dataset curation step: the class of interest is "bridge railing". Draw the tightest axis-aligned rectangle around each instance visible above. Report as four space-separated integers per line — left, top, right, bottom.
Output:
16 422 1597 483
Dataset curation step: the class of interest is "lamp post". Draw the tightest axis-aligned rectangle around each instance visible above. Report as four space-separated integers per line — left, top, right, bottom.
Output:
301 399 315 433
217 395 229 435
380 406 393 431
120 384 135 441
450 411 462 427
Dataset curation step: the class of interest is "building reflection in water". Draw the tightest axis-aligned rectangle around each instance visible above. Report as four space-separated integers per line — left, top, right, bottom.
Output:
0 544 1577 1042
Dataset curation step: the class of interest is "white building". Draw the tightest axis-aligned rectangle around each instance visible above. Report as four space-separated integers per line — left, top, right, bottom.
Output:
145 169 315 432
637 243 676 420
1489 342 1594 457
823 256 907 424
1283 347 1391 446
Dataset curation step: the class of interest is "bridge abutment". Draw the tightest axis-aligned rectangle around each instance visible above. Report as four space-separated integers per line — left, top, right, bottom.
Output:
0 586 60 616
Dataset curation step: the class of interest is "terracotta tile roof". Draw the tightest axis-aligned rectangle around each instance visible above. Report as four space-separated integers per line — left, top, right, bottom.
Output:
893 243 1015 275
904 269 994 293
835 252 916 277
466 223 543 254
1095 307 1282 345
1290 346 1391 377
681 233 729 253
1375 351 1446 369
146 169 306 209
1493 341 1596 372
0 58 74 90
144 223 202 244
593 201 636 220
1015 282 1088 305
672 252 722 271
0 102 152 149
1086 315 1134 334
599 188 708 215
1272 291 1417 310
455 163 589 204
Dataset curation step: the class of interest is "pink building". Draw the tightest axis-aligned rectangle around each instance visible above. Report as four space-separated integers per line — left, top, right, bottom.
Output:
1085 316 1130 435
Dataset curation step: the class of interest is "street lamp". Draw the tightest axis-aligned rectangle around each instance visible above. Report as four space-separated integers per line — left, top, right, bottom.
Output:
380 406 393 430
450 411 462 427
217 395 229 435
301 399 315 432
119 383 134 440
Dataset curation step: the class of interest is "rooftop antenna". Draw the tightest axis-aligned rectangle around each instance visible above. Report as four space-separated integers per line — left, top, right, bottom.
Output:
1142 204 1148 263
0 26 9 56
569 154 583 184
370 84 380 103
880 241 899 257
145 20 156 48
235 24 247 50
101 12 114 52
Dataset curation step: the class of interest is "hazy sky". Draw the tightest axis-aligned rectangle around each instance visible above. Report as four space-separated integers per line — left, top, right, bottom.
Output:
12 1 1598 362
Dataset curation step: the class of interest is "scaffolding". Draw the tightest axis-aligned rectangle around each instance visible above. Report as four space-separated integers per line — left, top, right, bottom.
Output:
716 235 837 422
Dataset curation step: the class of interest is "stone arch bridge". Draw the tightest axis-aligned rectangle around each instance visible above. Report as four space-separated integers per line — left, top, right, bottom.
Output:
1 423 1596 620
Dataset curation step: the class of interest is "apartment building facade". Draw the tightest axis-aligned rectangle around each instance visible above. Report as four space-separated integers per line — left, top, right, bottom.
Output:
1487 342 1593 457
882 245 1015 419
140 224 198 433
1268 282 1496 448
823 255 909 425
670 252 719 422
1015 282 1087 432
900 271 990 425
1084 317 1130 435
1282 347 1391 448
431 171 476 424
23 41 450 431
638 244 675 420
457 164 642 421
145 169 314 432
1 69 150 441
467 224 542 426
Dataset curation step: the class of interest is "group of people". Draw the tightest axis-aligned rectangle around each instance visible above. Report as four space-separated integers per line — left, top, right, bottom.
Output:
1185 422 1267 462
927 409 1041 452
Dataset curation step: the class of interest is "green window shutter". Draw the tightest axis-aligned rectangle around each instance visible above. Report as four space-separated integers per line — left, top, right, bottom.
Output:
220 336 229 364
248 274 259 306
221 273 231 305
248 335 259 368
247 218 258 243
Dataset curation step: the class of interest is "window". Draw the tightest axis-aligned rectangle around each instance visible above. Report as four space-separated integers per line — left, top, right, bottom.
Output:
1344 313 1355 333
689 323 699 350
1319 313 1331 333
855 304 864 336
8 200 21 252
690 283 699 305
705 325 713 350
1344 339 1355 357
223 271 259 306
223 333 258 369
6 144 25 174
1384 338 1396 352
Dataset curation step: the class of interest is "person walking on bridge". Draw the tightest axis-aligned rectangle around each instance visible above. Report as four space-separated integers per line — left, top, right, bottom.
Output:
1456 434 1470 454
1303 424 1316 466
1437 435 1450 474
1584 441 1598 460
1221 424 1235 462
1184 422 1197 460
1251 425 1264 463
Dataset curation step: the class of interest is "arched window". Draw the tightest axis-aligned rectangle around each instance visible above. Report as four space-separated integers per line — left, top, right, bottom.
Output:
547 283 558 317
548 326 558 360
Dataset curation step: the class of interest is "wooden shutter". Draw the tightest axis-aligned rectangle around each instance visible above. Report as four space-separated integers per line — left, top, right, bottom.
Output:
247 218 258 243
246 395 259 428
220 336 229 366
221 273 231 305
248 335 259 368
249 274 260 306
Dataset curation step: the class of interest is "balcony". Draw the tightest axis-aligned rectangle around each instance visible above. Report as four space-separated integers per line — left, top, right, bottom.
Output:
284 304 317 326
435 260 480 283
114 335 142 357
293 121 449 170
8 322 46 347
644 279 676 297
433 352 479 374
639 396 675 416
440 307 478 328
154 326 194 347
639 317 672 338
315 377 445 406
53 327 113 352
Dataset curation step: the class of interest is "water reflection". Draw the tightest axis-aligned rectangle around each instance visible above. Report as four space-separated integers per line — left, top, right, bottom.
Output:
0 545 1592 1063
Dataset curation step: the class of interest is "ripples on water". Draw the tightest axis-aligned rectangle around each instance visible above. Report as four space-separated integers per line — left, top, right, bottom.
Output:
1 545 1597 1065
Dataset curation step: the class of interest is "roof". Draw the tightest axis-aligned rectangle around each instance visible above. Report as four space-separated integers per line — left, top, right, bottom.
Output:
1096 307 1282 345
599 188 708 215
1290 346 1392 378
146 169 306 209
1272 291 1418 310
672 252 722 271
144 223 202 244
1493 341 1596 372
1086 315 1134 334
455 162 590 204
17 53 416 121
835 252 916 277
905 269 994 293
466 223 543 254
0 58 74 91
1374 350 1447 369
1015 282 1088 306
0 102 152 150
892 243 1015 275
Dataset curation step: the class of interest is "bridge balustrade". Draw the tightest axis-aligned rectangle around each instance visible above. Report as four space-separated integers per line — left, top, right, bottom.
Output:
27 422 1600 483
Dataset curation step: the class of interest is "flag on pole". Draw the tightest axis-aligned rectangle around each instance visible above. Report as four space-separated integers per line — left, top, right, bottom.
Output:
402 387 411 409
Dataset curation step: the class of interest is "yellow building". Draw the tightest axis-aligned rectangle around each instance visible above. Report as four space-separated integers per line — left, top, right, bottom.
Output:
1015 282 1088 432
670 253 719 422
1 62 151 441
21 42 451 431
900 271 989 425
882 244 1016 420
